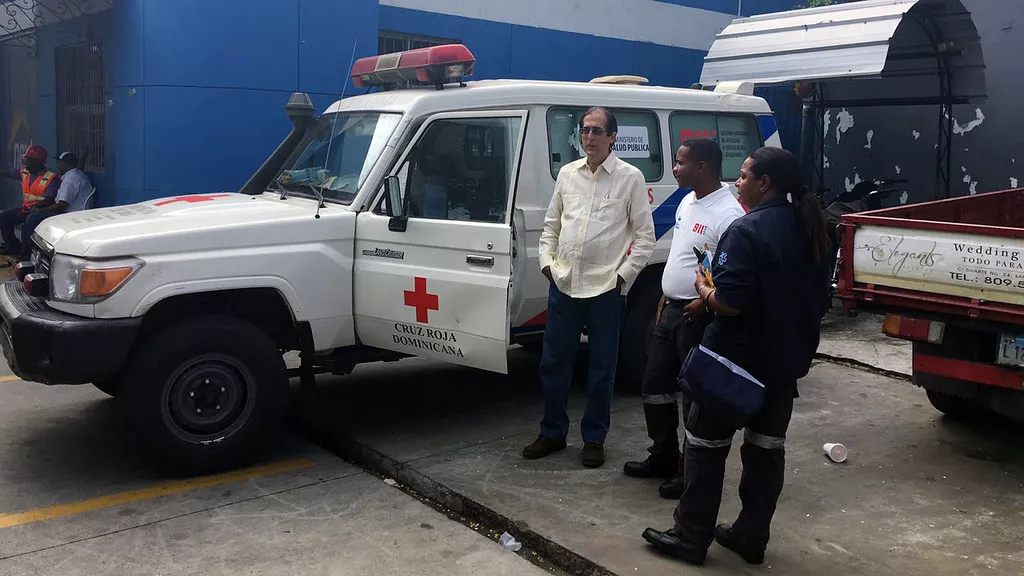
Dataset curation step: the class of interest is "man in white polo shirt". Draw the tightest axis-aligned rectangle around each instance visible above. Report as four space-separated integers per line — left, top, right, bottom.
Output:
623 138 744 498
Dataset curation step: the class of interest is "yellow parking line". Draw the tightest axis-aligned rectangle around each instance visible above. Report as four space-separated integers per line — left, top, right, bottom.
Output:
0 458 315 529
0 375 20 382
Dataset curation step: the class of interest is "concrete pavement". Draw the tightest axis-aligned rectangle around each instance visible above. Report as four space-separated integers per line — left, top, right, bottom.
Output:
309 348 1024 576
0 375 560 575
819 311 912 377
3 305 1020 575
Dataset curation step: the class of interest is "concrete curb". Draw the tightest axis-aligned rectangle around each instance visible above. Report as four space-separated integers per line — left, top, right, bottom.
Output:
306 419 616 576
814 352 912 382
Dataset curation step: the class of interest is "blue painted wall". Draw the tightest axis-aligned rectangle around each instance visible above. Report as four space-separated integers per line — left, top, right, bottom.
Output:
654 0 805 16
110 0 378 204
4 0 802 207
33 13 116 207
378 6 709 88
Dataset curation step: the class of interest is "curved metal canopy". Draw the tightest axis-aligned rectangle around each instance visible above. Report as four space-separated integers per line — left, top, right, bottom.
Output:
699 0 986 104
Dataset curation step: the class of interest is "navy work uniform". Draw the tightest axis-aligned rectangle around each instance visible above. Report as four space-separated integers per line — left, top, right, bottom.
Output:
673 196 829 555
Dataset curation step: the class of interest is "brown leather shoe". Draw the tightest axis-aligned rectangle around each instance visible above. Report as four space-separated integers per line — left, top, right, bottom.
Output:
582 443 605 468
522 435 566 459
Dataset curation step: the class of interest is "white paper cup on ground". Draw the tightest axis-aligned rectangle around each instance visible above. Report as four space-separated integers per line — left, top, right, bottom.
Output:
823 442 848 463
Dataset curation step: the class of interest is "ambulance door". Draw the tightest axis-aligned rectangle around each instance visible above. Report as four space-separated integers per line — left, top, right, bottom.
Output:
353 110 529 374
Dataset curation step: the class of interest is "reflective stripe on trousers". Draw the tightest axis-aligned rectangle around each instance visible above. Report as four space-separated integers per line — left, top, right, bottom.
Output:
744 429 786 450
642 393 679 405
684 429 786 450
684 429 732 449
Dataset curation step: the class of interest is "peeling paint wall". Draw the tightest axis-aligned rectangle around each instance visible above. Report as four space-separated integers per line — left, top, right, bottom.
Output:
821 0 1023 206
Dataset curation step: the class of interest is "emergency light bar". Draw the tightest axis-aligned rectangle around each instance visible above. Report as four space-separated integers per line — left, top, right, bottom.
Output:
350 44 476 90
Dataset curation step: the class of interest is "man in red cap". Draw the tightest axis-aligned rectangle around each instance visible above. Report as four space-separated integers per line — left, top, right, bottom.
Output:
1 145 61 256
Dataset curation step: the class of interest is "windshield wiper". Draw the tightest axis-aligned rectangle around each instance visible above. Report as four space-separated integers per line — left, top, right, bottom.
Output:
267 178 288 200
306 184 326 219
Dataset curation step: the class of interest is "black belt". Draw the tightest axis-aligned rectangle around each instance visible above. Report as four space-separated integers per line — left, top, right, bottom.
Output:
665 297 698 308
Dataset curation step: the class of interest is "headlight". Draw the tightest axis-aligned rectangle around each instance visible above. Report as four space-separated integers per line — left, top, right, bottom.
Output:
50 255 143 303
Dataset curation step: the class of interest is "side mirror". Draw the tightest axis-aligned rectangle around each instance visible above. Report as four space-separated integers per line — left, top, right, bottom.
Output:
384 175 408 232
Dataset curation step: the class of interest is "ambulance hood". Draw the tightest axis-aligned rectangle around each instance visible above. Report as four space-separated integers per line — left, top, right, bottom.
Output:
34 192 351 259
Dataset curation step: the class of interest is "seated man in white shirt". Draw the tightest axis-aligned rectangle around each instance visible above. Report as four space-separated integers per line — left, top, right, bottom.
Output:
523 107 656 468
19 151 92 258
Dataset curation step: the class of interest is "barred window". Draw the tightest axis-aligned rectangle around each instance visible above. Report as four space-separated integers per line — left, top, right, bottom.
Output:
378 31 459 55
55 40 105 173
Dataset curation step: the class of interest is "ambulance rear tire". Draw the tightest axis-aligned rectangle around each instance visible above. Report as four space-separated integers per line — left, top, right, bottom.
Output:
617 276 661 393
120 316 289 475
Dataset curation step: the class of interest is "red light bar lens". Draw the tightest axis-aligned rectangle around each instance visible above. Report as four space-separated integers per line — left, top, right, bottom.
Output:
350 44 476 89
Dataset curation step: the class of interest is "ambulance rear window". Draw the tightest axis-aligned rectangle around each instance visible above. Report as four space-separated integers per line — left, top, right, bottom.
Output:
669 112 762 181
546 107 662 182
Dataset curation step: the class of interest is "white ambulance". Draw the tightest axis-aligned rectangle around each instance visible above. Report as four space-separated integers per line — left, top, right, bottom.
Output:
0 45 780 472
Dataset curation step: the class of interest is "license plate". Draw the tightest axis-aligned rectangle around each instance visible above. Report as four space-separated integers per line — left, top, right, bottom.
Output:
996 333 1024 368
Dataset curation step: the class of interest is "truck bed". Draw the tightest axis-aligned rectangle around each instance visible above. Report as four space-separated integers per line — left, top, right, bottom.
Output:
837 188 1024 324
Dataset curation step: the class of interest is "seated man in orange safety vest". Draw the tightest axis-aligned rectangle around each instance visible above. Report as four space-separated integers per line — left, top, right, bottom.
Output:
0 145 61 256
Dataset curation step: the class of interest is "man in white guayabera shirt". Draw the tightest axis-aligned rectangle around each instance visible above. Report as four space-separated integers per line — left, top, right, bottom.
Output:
623 138 744 498
523 107 656 469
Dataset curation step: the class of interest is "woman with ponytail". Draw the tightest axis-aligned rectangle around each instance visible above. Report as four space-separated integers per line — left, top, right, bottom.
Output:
642 147 830 566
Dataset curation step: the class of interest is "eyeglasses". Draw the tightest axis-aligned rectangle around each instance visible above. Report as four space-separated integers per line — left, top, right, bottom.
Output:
579 126 607 136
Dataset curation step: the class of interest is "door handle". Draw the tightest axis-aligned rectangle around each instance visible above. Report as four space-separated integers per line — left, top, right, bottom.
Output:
467 254 494 267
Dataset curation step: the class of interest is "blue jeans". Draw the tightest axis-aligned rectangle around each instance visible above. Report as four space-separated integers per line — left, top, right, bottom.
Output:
539 283 624 445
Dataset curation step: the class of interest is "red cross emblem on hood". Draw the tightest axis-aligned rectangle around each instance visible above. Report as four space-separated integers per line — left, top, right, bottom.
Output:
155 193 232 207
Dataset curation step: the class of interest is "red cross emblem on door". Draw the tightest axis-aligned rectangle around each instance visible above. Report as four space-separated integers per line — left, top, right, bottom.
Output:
404 277 439 324
154 193 232 207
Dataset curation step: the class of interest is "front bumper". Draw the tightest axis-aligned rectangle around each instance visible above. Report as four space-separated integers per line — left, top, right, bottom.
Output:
0 280 142 384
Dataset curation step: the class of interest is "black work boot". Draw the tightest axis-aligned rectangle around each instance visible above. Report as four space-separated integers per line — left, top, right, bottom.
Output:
658 476 685 499
641 527 706 566
623 456 676 479
714 523 765 565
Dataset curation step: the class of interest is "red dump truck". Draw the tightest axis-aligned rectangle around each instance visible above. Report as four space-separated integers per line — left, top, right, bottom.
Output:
836 188 1024 421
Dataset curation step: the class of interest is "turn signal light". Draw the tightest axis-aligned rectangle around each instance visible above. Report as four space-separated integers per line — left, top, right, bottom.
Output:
80 267 135 297
882 314 944 344
14 261 34 281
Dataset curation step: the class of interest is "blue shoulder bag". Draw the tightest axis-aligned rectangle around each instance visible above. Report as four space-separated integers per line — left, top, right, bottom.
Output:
679 344 766 428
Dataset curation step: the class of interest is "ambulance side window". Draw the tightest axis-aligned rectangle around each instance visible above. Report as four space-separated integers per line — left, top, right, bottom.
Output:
669 112 761 181
388 117 521 223
546 107 662 182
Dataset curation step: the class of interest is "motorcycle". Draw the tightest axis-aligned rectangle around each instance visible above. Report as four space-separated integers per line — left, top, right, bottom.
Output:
822 178 906 307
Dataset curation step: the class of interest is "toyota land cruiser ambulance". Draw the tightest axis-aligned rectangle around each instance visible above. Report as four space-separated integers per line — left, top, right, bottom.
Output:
0 45 781 472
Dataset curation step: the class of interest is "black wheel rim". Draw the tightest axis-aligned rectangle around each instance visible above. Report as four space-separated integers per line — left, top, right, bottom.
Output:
161 353 257 443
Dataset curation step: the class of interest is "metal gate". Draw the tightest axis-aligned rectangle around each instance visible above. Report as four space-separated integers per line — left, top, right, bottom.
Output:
55 40 104 173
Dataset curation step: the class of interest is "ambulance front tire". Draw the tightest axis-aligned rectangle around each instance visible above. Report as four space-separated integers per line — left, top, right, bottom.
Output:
119 316 289 475
92 378 119 397
617 273 661 393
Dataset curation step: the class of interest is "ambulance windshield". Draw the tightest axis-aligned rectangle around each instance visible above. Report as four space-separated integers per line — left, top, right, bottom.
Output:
276 112 401 204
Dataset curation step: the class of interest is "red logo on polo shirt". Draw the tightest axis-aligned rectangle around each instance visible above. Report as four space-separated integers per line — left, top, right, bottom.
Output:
692 222 707 235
